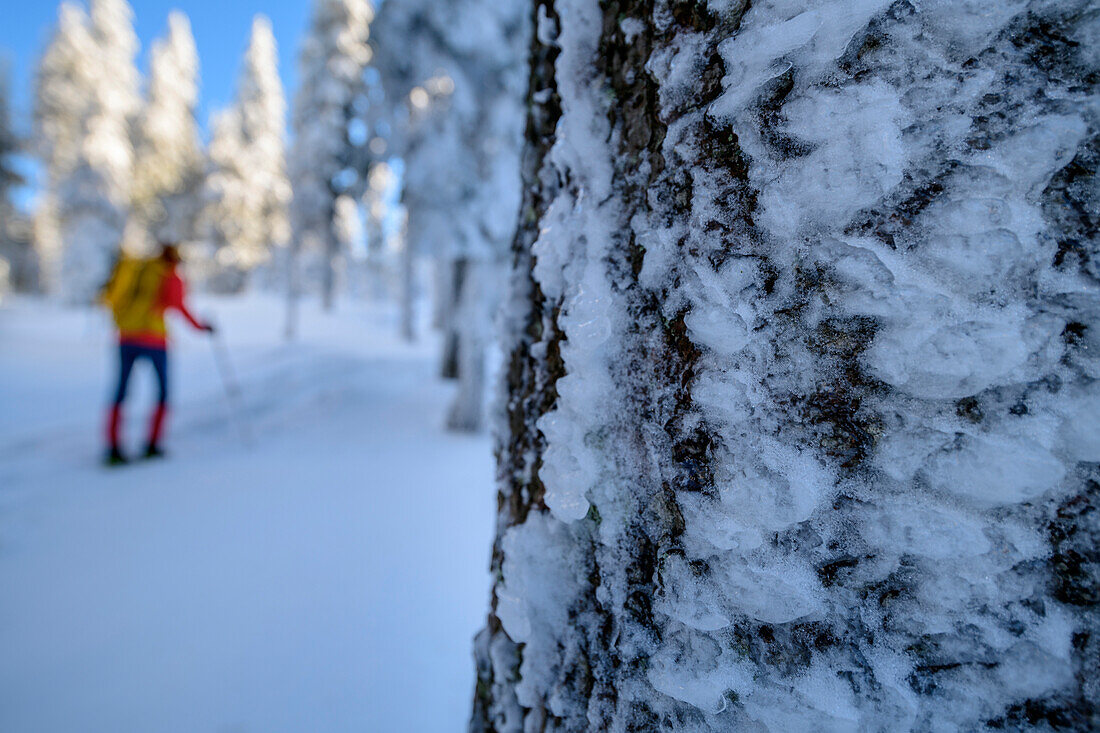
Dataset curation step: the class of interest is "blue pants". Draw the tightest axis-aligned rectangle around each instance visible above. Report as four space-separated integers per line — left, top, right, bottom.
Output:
114 343 168 407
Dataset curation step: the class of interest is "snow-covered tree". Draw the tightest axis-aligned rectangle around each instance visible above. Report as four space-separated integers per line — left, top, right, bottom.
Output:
359 159 397 301
33 0 139 303
0 63 27 296
201 107 248 291
287 0 373 329
201 15 290 292
370 0 530 430
237 15 291 260
33 3 95 295
471 1 1100 730
131 11 202 247
34 5 93 177
0 64 19 211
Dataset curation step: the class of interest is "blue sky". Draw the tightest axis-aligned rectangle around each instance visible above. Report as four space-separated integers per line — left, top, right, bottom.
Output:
1 0 311 136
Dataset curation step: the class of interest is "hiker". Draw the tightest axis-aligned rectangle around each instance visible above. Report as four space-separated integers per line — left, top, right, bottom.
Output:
100 243 214 464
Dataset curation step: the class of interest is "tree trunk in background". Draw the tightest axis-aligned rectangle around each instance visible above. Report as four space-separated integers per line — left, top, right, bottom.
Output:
472 1 1099 731
447 260 489 432
432 257 450 330
400 230 416 342
321 233 340 312
366 207 386 302
285 242 300 341
440 256 469 380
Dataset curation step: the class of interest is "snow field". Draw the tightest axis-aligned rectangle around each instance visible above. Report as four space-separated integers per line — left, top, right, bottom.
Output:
0 294 494 733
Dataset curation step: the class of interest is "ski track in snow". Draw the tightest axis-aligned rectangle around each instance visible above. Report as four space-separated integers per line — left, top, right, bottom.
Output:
0 294 494 733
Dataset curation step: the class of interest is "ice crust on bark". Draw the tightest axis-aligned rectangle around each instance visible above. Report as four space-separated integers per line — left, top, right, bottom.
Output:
473 0 1099 731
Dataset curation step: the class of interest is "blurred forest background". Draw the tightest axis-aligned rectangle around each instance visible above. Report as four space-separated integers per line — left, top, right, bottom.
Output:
0 0 529 433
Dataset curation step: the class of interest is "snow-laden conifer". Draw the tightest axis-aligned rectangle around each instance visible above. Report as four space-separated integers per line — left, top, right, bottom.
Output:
33 0 139 302
370 0 529 430
131 11 202 246
287 0 373 327
0 64 25 296
32 3 95 295
0 65 20 214
238 16 290 258
201 15 290 292
201 107 248 291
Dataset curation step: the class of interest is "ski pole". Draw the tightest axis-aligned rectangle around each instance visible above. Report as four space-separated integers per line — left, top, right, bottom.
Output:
210 332 253 447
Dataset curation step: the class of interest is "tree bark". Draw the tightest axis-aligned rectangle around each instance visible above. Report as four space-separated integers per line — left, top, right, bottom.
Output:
472 1 1099 731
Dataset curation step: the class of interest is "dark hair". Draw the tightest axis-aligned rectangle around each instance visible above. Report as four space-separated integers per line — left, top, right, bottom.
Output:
160 243 181 263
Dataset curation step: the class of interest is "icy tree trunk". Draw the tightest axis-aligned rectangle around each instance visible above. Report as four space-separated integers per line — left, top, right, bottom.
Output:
471 1 1099 731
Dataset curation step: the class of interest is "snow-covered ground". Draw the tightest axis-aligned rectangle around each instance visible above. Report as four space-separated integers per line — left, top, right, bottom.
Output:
0 293 494 733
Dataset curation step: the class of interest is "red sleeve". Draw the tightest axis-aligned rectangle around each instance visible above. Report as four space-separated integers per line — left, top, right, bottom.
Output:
162 272 205 331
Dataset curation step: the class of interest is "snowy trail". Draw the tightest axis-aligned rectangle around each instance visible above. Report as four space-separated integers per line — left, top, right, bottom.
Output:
0 295 494 733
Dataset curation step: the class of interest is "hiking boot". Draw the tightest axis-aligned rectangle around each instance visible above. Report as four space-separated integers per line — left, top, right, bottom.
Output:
105 446 128 466
143 444 166 460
